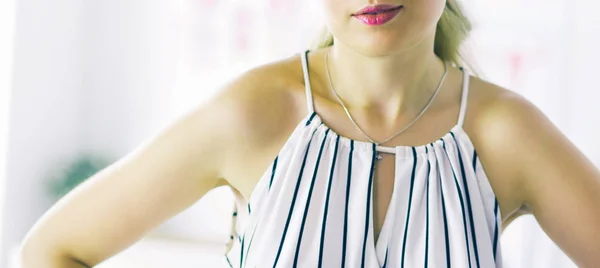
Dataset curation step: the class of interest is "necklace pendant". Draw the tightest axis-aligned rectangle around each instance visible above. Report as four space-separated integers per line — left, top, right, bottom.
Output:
374 143 383 160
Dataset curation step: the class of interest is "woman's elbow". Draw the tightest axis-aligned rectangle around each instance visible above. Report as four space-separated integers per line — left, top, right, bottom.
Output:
19 239 92 268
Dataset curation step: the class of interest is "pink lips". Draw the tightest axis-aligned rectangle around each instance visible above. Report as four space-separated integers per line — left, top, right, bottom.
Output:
352 4 403 25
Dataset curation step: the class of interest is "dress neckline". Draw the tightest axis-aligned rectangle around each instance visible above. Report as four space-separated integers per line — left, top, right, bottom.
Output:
305 111 470 156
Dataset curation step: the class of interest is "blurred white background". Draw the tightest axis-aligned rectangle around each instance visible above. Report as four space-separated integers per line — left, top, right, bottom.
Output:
1 0 599 267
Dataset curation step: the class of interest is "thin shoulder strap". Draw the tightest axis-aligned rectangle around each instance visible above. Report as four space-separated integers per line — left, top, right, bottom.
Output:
300 49 315 114
457 67 470 127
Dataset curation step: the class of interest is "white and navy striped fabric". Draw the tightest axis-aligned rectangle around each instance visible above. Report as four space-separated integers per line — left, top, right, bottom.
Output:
223 50 502 268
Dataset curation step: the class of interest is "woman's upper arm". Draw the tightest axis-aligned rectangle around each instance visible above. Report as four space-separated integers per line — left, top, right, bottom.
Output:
474 91 600 267
20 67 282 266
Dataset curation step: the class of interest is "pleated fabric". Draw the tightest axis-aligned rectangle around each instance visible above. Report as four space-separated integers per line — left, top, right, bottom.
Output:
223 50 503 268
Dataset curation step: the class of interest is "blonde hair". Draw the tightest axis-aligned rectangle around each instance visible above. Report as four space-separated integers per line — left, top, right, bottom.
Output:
311 0 473 69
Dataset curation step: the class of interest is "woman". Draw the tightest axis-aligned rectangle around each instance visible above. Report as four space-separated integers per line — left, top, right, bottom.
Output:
20 0 600 267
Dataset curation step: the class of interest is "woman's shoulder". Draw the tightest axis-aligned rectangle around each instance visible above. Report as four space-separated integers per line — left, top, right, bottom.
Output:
465 76 541 163
466 75 542 143
214 52 309 142
465 75 558 224
202 53 312 197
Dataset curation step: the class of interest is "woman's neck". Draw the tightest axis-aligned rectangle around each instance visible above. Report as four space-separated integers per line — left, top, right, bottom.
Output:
323 41 447 124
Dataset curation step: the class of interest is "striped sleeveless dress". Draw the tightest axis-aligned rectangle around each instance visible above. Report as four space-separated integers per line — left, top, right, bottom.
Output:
223 50 503 268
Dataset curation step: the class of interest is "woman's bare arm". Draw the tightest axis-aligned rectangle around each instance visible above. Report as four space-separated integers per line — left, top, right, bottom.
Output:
19 64 294 267
474 89 600 267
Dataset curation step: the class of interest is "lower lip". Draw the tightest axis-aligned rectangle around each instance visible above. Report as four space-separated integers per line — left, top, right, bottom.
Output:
353 7 402 25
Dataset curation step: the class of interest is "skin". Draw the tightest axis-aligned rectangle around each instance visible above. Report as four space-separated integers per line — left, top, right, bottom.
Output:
20 1 600 267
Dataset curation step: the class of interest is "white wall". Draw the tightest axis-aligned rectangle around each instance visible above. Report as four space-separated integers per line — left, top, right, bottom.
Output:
567 1 600 162
1 0 86 265
82 0 178 158
0 0 17 260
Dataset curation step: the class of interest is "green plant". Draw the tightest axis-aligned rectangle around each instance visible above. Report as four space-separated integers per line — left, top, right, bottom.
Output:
47 154 111 200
